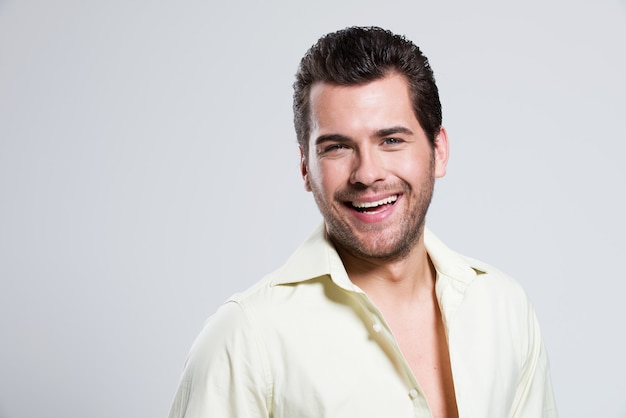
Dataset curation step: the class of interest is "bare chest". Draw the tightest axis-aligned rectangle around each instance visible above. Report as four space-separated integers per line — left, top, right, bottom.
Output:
386 308 459 418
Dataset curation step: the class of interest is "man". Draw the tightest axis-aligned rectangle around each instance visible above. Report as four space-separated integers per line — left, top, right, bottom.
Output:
169 26 558 417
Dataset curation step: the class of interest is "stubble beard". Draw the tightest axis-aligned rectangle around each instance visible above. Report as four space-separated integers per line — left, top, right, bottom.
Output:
310 163 436 263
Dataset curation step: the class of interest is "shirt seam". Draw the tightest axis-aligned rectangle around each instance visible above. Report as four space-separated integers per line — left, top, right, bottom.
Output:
230 299 274 416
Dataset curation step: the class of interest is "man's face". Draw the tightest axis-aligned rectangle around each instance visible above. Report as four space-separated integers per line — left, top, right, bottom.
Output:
301 73 448 261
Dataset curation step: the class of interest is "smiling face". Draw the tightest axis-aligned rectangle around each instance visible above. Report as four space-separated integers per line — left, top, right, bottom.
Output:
301 73 449 262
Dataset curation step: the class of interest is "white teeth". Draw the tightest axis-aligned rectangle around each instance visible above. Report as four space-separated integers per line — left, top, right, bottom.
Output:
352 195 398 209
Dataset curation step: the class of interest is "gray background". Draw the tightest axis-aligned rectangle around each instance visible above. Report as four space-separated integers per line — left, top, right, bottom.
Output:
1 0 625 417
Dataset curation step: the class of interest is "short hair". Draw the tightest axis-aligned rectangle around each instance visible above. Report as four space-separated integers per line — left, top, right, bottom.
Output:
293 26 442 156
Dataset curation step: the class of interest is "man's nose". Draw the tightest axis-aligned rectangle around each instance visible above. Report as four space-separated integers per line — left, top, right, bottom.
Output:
349 149 387 186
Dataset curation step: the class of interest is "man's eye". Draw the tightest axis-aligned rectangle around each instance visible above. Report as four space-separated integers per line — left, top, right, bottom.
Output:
324 144 348 152
383 137 403 145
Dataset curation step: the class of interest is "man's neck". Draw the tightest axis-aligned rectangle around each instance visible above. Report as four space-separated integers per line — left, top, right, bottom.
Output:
336 236 436 306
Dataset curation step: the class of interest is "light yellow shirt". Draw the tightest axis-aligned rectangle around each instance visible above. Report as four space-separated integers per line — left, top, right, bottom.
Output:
169 225 558 417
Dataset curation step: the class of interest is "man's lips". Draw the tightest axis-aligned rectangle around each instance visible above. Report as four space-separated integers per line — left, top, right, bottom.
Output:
347 194 399 213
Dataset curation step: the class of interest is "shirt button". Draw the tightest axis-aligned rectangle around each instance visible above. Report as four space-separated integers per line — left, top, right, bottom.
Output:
408 389 419 399
372 323 382 333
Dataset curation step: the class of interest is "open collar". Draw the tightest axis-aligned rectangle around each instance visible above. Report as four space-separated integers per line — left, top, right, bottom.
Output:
270 223 482 320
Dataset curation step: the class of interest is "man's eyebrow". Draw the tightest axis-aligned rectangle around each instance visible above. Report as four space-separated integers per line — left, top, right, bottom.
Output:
314 134 351 146
375 126 414 137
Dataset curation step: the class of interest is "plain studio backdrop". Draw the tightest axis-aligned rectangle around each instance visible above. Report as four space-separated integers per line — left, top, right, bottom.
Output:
1 0 625 417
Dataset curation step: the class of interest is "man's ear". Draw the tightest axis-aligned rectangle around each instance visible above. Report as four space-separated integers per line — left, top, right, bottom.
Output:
299 146 312 191
433 127 450 179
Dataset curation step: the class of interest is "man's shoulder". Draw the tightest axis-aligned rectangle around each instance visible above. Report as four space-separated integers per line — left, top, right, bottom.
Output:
224 263 329 314
189 275 281 358
426 230 523 288
452 254 537 325
226 224 338 308
426 229 533 313
463 254 528 294
223 272 280 309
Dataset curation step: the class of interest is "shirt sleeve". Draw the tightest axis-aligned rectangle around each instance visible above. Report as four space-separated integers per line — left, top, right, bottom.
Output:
168 301 271 418
508 301 559 418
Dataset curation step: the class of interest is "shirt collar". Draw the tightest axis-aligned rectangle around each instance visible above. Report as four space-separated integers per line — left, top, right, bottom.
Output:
270 223 481 298
270 223 359 292
424 228 485 327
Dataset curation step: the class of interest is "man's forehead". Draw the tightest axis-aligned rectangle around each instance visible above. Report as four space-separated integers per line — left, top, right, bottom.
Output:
309 75 413 119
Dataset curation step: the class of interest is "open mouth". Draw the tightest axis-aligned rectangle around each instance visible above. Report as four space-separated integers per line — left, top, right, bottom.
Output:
349 195 398 213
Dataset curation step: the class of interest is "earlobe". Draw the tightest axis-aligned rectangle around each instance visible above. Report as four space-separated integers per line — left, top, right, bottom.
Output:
299 146 312 192
433 127 450 178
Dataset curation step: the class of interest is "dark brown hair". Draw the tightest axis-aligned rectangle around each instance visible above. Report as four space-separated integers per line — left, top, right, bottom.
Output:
293 26 442 156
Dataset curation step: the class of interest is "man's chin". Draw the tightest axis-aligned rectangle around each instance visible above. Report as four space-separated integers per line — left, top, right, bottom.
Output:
329 219 425 261
333 235 414 262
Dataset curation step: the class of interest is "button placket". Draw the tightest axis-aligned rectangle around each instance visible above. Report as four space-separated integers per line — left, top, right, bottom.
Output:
357 295 432 415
